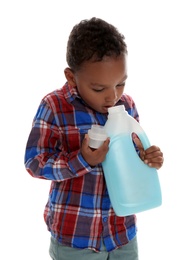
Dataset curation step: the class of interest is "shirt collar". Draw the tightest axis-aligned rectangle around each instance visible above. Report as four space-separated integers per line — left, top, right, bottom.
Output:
62 82 81 103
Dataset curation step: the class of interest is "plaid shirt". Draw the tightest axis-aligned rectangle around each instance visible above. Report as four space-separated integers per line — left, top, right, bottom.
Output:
24 82 139 252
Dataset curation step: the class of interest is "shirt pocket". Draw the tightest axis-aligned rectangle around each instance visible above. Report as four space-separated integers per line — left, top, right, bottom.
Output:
62 126 89 152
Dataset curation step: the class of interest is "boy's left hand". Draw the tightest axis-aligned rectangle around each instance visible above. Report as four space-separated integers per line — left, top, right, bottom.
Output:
133 136 164 170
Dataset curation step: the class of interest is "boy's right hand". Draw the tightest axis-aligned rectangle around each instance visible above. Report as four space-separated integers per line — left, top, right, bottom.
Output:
81 134 110 166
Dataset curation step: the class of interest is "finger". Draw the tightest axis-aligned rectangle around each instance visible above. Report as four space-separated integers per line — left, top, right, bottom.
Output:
144 156 164 169
133 136 144 150
144 150 163 160
97 138 110 152
147 161 163 170
145 145 160 154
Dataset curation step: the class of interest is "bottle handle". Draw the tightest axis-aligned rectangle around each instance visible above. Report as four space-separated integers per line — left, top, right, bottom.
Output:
135 131 151 150
131 121 151 151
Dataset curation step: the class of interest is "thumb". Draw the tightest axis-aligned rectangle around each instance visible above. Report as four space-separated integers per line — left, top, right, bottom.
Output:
133 135 143 150
82 134 90 147
133 135 145 160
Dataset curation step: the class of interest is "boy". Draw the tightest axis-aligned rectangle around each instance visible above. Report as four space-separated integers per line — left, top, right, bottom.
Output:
24 17 163 260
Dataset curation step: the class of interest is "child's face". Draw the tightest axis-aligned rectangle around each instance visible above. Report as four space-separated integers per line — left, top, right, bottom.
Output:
71 54 127 113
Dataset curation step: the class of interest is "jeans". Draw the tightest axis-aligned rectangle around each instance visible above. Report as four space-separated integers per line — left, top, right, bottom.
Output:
49 236 139 260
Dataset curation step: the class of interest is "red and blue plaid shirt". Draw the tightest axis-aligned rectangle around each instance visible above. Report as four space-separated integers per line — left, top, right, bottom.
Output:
24 82 139 252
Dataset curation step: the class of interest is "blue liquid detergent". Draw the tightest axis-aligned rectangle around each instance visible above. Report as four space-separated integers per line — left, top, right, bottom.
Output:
102 105 162 216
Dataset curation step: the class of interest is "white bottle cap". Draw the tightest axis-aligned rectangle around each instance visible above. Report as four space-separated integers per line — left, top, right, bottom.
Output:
88 125 108 149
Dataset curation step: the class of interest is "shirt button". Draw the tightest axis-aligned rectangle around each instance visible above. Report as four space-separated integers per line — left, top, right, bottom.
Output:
103 217 108 223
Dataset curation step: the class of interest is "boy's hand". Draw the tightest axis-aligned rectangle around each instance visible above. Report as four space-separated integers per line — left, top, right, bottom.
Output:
133 136 164 170
81 134 110 166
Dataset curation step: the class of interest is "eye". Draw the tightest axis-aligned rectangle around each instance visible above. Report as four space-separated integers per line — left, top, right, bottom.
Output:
117 82 125 87
92 88 104 92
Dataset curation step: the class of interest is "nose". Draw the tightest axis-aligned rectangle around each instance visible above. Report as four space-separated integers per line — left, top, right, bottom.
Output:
105 88 118 102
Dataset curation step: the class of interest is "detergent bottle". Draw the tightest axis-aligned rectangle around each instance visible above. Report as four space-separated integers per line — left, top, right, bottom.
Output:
102 105 162 216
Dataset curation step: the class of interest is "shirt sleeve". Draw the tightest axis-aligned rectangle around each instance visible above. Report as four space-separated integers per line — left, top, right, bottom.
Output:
121 94 140 122
24 100 92 181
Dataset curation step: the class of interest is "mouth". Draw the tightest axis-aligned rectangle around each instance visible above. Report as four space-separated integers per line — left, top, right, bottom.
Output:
102 105 115 112
104 103 115 108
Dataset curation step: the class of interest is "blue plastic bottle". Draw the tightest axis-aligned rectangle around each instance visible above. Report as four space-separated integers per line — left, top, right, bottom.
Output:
102 105 162 216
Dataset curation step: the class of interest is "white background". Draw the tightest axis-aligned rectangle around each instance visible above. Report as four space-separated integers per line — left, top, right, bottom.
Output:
1 0 189 259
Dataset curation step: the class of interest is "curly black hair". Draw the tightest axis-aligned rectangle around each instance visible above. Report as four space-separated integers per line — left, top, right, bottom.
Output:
66 17 127 71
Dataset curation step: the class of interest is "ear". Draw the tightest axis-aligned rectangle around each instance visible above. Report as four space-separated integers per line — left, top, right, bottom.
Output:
64 68 76 86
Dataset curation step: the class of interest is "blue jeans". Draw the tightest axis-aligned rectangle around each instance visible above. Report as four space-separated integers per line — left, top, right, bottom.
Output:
49 236 139 260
